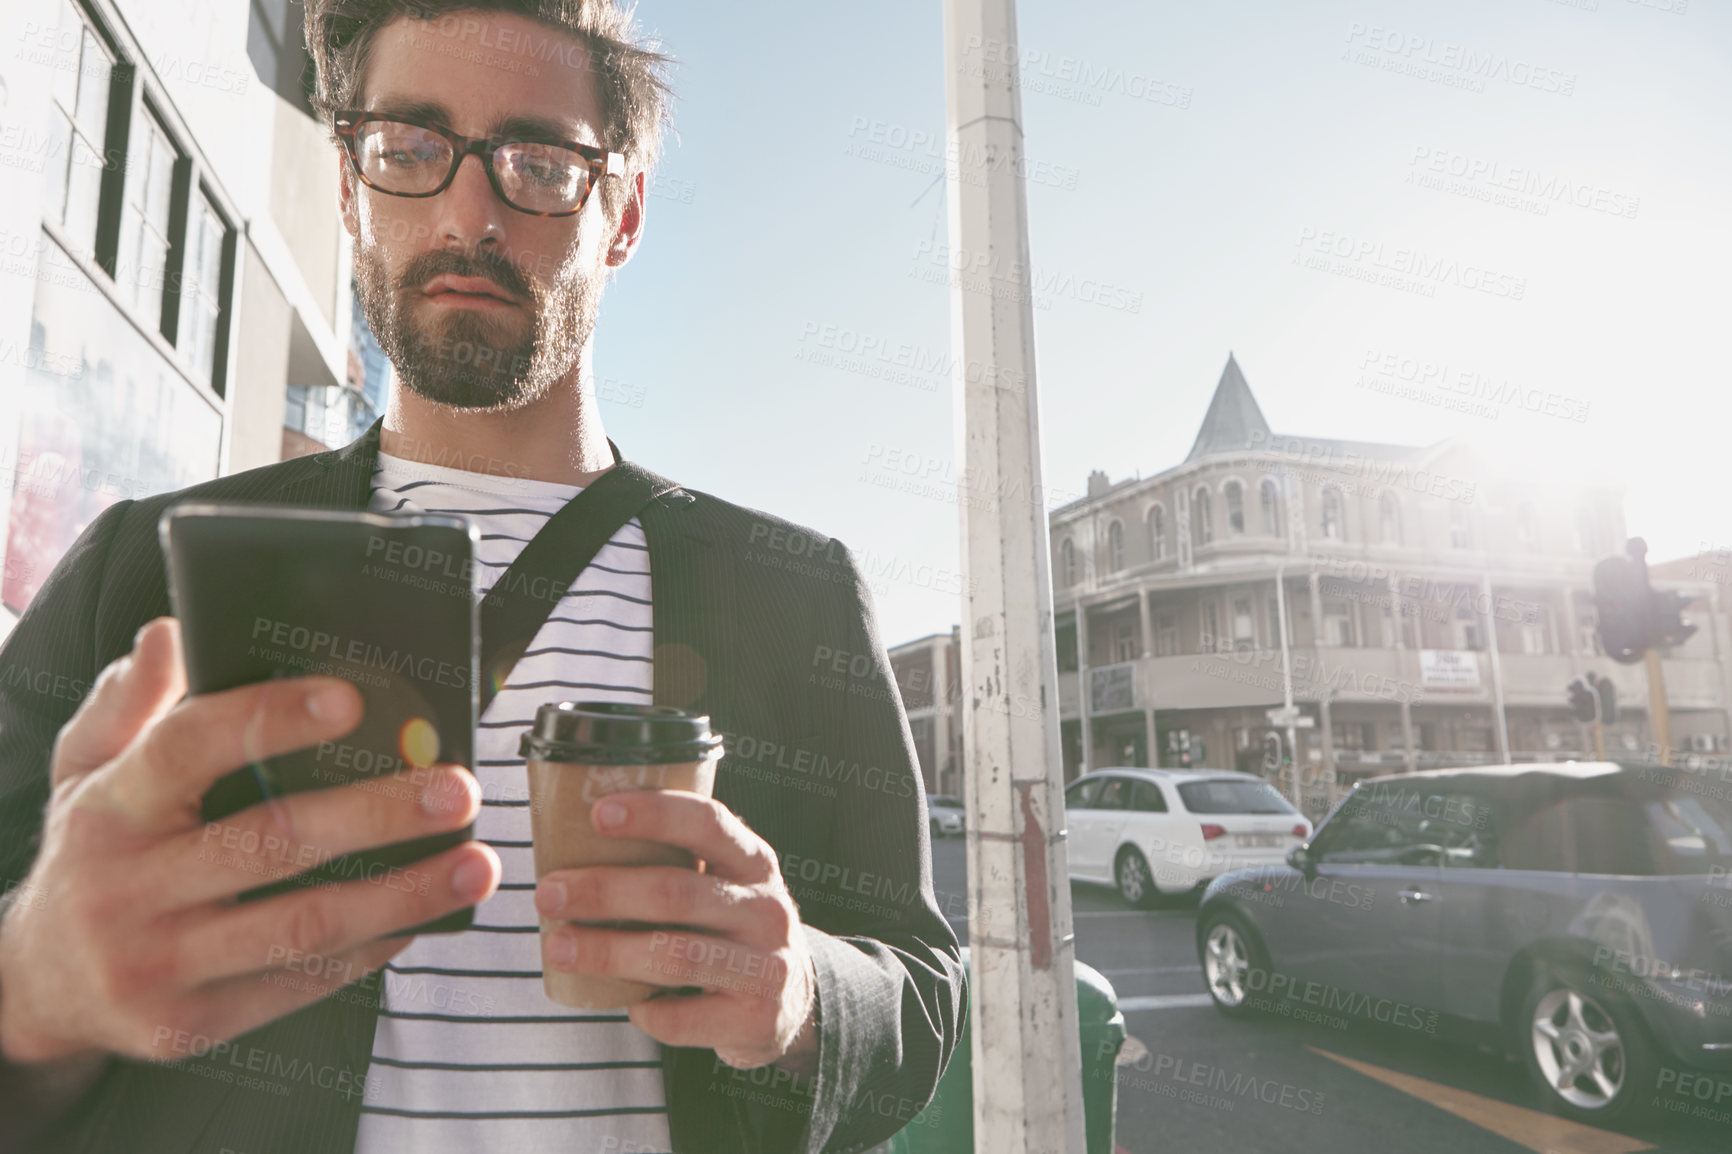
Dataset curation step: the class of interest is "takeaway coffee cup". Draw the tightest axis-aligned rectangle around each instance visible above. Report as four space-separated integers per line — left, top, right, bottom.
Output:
520 701 724 1008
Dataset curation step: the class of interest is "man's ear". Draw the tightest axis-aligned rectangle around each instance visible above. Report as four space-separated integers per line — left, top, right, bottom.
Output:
605 169 647 269
338 155 359 240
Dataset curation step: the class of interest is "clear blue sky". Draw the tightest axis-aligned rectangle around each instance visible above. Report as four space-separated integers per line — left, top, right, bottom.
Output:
590 0 1731 645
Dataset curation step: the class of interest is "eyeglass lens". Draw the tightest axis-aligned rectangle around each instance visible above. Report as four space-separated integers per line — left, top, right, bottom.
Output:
354 119 593 213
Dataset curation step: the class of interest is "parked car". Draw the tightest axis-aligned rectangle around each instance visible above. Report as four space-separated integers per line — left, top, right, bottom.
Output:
1195 761 1732 1124
1064 767 1311 907
928 794 966 838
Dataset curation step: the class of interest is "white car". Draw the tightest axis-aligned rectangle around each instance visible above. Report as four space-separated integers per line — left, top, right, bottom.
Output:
1064 767 1311 908
927 794 966 838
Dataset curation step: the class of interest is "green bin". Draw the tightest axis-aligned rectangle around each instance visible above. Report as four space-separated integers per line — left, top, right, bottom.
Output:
885 947 1126 1154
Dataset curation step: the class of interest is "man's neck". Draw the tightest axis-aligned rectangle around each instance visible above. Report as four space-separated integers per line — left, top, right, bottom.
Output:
379 362 615 486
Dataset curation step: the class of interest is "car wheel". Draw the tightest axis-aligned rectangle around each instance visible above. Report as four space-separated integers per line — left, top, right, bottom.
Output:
1519 966 1655 1125
1115 847 1163 910
1199 911 1270 1017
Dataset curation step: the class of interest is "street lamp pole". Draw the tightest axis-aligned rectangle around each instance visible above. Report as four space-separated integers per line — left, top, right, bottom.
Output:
943 0 1087 1149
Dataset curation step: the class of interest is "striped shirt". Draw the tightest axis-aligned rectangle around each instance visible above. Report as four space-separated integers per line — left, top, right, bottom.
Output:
352 451 673 1154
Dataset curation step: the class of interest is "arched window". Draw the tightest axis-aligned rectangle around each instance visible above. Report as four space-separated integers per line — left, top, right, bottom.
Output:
1148 505 1167 561
1107 520 1124 572
1224 481 1245 535
1060 538 1076 586
1450 506 1473 550
1260 478 1281 537
1320 487 1344 541
1380 492 1401 546
1192 488 1213 547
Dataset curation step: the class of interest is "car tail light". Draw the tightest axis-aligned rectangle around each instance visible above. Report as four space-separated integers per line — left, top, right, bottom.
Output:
1292 824 1309 839
1201 823 1226 841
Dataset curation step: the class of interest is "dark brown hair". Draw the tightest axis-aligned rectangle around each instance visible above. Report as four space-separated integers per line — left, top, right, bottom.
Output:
304 0 674 216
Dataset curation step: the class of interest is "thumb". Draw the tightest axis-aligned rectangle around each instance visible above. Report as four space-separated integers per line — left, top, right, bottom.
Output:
51 617 187 789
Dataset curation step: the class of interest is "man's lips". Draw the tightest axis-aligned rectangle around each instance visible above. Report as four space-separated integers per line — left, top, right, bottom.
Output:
421 274 520 304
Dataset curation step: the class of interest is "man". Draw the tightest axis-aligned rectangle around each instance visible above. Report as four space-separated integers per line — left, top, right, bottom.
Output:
0 3 964 1152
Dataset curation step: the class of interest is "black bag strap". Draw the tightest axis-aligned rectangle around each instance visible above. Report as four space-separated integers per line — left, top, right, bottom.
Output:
477 444 680 713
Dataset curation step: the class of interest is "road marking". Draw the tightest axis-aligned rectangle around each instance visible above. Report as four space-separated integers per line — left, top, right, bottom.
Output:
1309 1047 1656 1154
1117 994 1214 1012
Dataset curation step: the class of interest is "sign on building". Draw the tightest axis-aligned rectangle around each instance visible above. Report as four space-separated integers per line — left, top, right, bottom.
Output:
1419 649 1482 689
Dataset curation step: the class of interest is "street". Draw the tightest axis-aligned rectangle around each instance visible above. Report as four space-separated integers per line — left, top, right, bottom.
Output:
928 835 1730 1154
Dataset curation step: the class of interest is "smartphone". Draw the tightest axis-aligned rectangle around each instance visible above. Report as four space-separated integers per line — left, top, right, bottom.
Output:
159 503 480 934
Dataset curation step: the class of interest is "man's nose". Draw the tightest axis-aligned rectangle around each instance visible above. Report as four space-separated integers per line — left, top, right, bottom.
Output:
432 151 507 249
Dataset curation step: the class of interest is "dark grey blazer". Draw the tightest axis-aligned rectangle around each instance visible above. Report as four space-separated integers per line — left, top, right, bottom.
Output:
0 421 965 1154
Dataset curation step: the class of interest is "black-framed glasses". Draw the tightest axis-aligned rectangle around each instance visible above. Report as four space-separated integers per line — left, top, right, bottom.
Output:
333 110 625 217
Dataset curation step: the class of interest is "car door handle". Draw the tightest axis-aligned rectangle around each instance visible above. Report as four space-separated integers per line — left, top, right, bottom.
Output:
1398 889 1435 904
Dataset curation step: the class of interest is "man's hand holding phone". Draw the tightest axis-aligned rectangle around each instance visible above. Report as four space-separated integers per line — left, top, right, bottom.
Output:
0 617 501 1067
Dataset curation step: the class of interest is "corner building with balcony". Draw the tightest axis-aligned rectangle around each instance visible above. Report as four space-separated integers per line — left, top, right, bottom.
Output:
1050 356 1731 818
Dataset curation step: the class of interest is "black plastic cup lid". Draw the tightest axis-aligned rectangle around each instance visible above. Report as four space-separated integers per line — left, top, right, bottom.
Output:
519 701 723 765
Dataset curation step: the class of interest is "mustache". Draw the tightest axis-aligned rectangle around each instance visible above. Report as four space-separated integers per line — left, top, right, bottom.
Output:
395 248 532 302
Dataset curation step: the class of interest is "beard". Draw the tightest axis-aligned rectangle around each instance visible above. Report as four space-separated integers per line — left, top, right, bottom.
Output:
353 236 601 411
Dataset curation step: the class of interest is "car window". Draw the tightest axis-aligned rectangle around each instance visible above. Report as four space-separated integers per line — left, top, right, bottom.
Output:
1644 792 1732 874
1096 778 1134 811
1176 779 1295 815
1130 781 1168 813
1501 796 1655 875
1064 779 1102 810
1310 787 1484 867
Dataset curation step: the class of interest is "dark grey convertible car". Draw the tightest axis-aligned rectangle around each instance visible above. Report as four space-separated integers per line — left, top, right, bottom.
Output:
1195 761 1732 1123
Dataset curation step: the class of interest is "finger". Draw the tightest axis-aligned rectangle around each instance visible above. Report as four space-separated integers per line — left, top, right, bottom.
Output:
167 841 499 987
136 935 409 1065
145 765 480 908
590 792 774 883
544 924 790 1001
101 672 364 834
51 618 187 789
626 990 766 1057
534 866 768 941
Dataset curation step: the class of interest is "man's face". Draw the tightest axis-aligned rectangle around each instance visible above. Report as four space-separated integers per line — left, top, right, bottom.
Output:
340 11 641 411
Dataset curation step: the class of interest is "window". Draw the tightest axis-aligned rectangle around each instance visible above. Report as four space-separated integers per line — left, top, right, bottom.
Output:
1320 487 1344 540
1333 722 1377 750
1312 789 1478 866
1176 779 1295 815
1148 505 1167 561
1460 725 1494 752
42 0 115 255
1455 606 1484 651
1095 778 1136 810
1502 797 1654 874
1232 597 1255 650
1380 492 1402 546
1056 622 1078 672
1449 506 1473 550
1203 602 1221 653
1224 481 1245 535
1107 520 1124 573
1192 488 1213 547
1064 778 1103 810
1112 622 1135 663
1516 502 1539 551
1520 621 1549 655
1060 538 1076 586
1323 599 1356 647
179 191 228 387
1155 614 1179 657
1131 781 1168 813
1267 598 1283 647
1260 478 1282 536
116 109 179 333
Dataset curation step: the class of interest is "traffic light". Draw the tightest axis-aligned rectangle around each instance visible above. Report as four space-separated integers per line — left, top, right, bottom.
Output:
1594 673 1618 726
1593 537 1696 663
1594 550 1651 664
1567 676 1598 723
